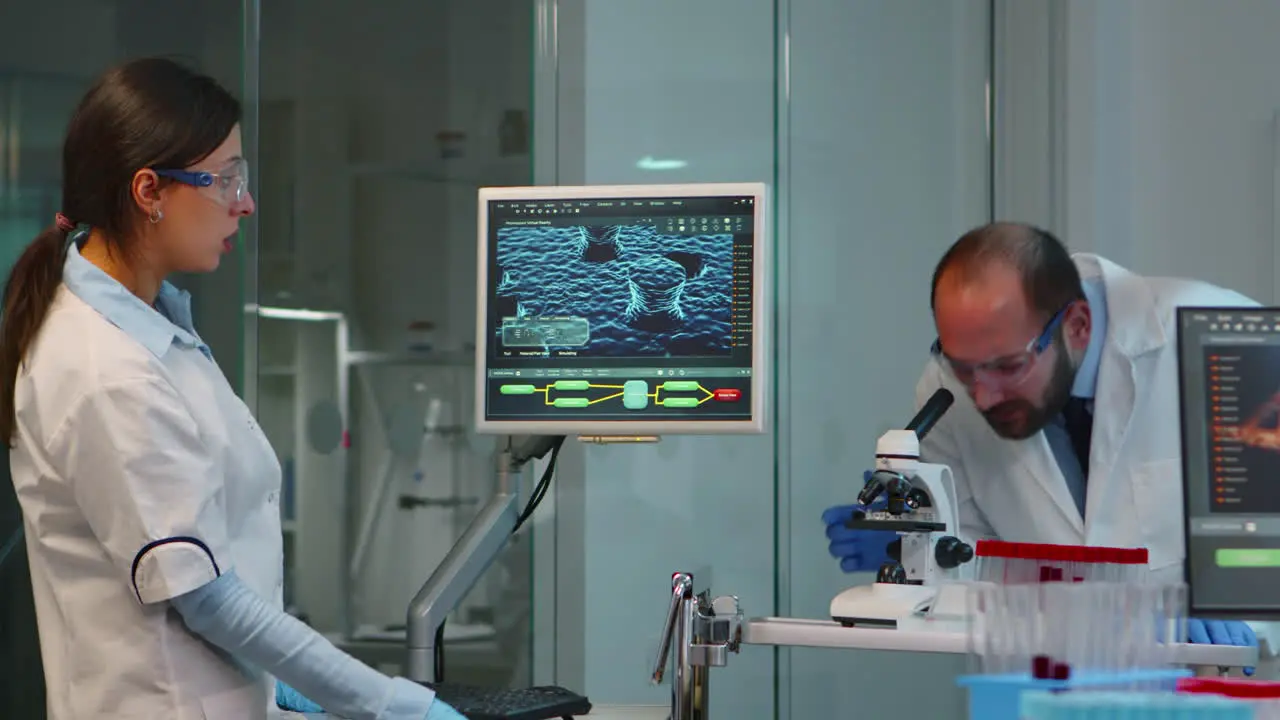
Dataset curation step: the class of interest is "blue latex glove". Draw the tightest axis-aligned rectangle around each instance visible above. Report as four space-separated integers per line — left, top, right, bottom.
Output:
276 680 325 713
822 471 898 574
1188 618 1257 676
426 698 468 720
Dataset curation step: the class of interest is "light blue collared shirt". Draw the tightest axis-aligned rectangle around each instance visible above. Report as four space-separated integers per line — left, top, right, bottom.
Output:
1044 277 1107 519
61 244 211 360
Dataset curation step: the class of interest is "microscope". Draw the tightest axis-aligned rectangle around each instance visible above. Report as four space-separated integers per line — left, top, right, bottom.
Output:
829 388 975 628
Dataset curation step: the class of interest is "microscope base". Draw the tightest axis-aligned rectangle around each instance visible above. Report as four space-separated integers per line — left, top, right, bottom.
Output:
830 583 938 628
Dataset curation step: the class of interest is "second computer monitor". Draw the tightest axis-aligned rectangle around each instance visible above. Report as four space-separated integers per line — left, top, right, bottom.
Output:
474 183 769 436
1179 307 1280 619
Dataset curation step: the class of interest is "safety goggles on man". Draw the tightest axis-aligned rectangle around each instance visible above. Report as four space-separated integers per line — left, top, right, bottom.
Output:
930 302 1072 388
153 157 250 207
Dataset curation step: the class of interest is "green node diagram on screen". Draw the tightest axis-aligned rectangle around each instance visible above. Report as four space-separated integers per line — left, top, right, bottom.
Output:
497 379 744 410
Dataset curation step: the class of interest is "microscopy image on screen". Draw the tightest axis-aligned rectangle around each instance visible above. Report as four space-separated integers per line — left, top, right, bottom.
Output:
1204 344 1280 513
491 224 734 357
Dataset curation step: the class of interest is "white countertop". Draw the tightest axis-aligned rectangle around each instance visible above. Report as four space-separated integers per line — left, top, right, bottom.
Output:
742 616 1258 669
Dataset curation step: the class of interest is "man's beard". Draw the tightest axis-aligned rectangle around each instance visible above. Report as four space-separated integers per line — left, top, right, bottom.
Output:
981 341 1076 440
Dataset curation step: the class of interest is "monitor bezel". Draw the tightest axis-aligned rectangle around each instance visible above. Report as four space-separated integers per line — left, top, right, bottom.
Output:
473 182 770 436
1177 305 1280 620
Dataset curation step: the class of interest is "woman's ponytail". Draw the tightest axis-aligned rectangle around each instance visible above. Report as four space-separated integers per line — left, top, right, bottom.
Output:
0 225 72 444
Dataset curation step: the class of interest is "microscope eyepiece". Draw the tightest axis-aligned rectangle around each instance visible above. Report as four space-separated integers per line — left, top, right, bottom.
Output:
905 388 955 441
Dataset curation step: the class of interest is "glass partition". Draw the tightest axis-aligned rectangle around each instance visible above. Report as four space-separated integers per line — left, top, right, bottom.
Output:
253 0 537 687
533 1 992 717
781 3 992 718
531 1 780 714
0 3 253 371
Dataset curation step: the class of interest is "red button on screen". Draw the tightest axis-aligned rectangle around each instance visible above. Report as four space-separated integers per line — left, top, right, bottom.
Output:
713 388 742 402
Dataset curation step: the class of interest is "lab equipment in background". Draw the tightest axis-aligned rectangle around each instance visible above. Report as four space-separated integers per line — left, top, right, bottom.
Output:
404 434 593 720
959 580 1193 719
1180 677 1280 718
650 572 743 720
650 579 1253 719
1178 307 1280 621
350 391 478 584
829 388 976 627
497 110 529 157
250 305 510 681
973 540 1150 584
965 581 1188 677
436 130 466 160
349 393 435 580
473 183 770 438
421 182 770 717
405 434 559 681
406 321 438 353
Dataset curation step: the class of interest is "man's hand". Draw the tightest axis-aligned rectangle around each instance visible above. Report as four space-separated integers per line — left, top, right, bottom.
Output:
822 472 898 574
1188 618 1257 676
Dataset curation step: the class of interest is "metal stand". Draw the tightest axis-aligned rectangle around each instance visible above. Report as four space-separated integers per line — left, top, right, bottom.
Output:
405 434 562 682
650 572 743 720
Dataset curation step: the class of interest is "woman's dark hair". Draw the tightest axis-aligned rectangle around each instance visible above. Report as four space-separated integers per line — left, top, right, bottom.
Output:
0 57 241 443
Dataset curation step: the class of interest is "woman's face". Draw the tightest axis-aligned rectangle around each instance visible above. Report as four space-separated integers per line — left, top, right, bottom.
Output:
147 125 256 274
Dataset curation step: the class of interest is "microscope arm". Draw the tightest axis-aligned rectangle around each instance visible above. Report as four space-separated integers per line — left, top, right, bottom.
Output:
404 434 563 683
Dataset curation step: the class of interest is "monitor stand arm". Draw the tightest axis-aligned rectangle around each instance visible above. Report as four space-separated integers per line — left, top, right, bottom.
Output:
405 435 562 683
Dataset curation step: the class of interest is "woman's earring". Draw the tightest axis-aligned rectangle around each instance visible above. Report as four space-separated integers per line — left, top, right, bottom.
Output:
149 207 164 224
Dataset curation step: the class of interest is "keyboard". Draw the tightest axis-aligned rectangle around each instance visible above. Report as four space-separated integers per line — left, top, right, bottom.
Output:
425 682 593 720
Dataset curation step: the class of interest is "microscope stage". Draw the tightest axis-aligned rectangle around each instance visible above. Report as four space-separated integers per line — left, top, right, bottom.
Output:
843 518 946 533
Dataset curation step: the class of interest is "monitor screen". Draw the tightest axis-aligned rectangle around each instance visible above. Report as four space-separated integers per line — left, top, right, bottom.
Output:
473 183 769 436
1179 307 1280 618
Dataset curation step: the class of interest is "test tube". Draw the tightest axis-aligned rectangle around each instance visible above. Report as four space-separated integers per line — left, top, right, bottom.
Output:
970 578 1183 682
974 541 1152 585
1179 677 1280 719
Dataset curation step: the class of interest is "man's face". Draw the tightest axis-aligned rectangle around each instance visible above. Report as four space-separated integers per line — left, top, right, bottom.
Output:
932 264 1091 439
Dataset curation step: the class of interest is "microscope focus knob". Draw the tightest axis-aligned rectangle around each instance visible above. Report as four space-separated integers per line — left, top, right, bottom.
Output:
876 562 908 584
934 536 974 570
886 537 902 562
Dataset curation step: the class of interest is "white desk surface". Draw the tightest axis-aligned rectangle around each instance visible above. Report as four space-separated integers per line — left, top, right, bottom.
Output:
743 616 1258 669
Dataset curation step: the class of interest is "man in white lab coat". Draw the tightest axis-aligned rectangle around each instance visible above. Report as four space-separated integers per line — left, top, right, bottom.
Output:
824 222 1273 667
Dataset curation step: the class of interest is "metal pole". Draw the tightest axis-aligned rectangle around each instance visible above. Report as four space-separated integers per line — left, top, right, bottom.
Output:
674 589 693 720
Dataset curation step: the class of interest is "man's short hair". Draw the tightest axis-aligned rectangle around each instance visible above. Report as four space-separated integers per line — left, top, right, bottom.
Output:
930 222 1085 321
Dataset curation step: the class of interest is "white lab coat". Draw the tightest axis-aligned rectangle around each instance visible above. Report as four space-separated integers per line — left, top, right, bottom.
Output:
915 253 1278 661
10 258 285 719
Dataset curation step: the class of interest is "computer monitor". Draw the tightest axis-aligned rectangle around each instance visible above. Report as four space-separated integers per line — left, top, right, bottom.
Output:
473 183 769 436
1179 306 1280 618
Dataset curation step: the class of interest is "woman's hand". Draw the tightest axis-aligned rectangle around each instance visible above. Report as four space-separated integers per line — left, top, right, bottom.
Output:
425 698 467 719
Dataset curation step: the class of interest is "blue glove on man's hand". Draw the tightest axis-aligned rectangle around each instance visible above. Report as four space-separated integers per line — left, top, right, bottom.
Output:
426 698 468 719
276 680 325 713
822 472 898 574
1188 618 1257 676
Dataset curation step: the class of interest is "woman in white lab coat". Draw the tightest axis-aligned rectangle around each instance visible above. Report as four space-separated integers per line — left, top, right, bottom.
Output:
0 57 465 720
